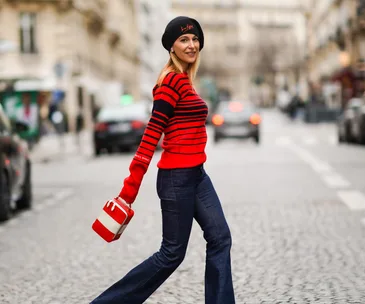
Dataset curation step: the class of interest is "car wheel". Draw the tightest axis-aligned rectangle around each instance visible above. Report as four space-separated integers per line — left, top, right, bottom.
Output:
118 146 128 153
94 146 101 157
0 171 12 221
345 122 353 143
338 133 344 143
359 120 365 144
17 161 32 210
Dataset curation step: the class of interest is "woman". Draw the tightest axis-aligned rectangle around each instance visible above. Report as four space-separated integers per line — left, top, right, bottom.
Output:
91 16 235 304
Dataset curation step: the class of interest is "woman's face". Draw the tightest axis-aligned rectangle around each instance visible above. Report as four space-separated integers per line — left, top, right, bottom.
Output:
172 34 200 67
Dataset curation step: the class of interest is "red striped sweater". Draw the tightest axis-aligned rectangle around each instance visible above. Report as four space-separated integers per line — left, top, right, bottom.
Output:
119 72 208 203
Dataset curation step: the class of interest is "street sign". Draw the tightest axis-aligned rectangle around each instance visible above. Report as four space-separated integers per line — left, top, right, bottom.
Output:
53 62 66 79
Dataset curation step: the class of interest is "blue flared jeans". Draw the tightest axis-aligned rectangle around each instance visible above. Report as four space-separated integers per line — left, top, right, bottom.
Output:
91 165 235 304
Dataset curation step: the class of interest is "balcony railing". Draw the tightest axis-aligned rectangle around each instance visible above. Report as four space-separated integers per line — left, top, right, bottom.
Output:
73 0 106 29
72 0 106 36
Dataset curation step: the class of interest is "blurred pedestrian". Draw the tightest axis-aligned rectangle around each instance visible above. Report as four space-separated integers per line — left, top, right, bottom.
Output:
16 93 38 149
91 16 235 304
287 94 302 120
75 110 83 150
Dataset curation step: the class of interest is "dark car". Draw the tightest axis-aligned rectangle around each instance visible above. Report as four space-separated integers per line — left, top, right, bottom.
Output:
93 103 150 156
211 101 261 144
338 97 365 144
0 105 32 221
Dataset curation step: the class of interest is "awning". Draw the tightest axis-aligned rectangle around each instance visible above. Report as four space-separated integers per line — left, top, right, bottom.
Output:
13 78 57 92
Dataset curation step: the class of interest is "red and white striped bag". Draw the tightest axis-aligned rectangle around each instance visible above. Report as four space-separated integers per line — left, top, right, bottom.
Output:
92 197 134 243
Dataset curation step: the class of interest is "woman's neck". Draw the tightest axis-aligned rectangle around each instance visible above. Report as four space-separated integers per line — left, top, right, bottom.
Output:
181 61 191 72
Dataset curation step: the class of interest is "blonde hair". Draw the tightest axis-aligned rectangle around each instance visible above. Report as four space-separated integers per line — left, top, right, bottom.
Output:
156 51 200 87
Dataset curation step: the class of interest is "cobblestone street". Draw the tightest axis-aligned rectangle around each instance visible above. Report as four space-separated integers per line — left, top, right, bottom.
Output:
1 110 365 303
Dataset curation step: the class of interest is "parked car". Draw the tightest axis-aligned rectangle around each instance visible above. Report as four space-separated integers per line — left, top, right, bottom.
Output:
93 102 151 156
211 101 261 144
338 97 365 144
0 104 32 221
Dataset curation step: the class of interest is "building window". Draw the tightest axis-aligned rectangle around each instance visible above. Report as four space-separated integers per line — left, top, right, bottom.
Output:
19 12 37 54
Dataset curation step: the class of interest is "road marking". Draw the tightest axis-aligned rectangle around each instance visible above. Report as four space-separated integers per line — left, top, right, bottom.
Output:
311 161 333 174
337 191 365 210
275 136 292 146
286 142 354 189
303 137 318 145
321 174 351 189
287 144 333 173
278 140 364 216
53 188 74 201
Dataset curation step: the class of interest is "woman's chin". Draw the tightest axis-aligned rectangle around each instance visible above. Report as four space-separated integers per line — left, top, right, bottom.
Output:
185 58 197 64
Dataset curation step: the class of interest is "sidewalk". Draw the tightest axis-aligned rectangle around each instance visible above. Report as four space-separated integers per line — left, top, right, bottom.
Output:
29 130 93 163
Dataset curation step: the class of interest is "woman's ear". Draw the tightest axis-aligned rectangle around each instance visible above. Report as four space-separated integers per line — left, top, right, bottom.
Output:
171 48 174 53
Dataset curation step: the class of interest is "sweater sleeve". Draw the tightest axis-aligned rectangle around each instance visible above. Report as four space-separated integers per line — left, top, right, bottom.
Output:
118 73 184 203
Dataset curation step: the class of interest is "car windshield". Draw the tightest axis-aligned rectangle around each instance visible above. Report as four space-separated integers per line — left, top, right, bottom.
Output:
97 104 148 121
217 101 256 117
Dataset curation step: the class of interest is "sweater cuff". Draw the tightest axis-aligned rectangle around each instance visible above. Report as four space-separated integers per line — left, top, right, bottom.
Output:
118 187 136 204
118 161 147 204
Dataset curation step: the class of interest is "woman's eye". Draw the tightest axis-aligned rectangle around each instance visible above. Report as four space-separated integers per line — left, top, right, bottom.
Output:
193 37 199 41
181 39 187 42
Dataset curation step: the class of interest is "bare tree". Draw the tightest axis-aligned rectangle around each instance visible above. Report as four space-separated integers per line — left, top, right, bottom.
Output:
249 34 281 83
248 26 303 104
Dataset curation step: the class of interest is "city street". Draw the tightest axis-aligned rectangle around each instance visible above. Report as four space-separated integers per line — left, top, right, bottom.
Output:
1 109 365 304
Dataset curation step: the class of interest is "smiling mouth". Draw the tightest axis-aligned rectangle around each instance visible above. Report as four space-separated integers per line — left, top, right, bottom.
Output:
186 52 196 56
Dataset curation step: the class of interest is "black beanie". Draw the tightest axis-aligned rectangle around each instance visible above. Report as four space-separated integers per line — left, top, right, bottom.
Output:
162 16 204 52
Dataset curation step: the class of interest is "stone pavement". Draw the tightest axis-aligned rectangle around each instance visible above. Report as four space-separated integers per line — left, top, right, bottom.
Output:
1 110 365 303
29 130 92 163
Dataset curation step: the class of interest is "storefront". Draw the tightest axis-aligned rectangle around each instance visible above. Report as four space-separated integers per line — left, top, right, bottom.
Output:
331 66 359 109
0 78 65 142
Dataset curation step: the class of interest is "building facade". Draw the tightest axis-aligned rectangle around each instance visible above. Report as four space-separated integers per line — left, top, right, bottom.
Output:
171 0 308 106
240 2 308 105
306 0 365 108
136 0 172 101
171 0 243 104
0 0 140 132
